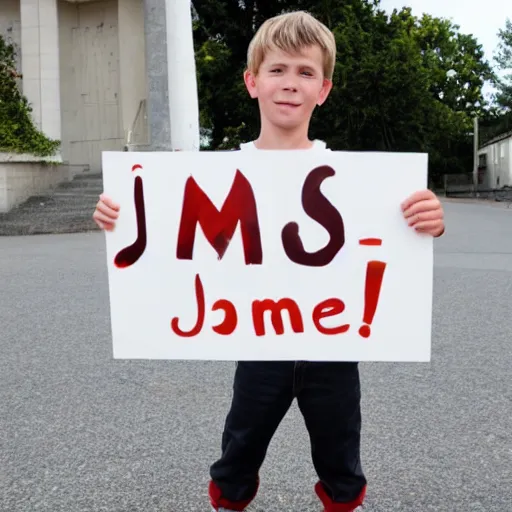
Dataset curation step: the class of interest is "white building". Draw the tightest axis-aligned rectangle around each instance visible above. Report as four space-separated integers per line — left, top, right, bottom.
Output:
478 131 512 189
0 0 198 173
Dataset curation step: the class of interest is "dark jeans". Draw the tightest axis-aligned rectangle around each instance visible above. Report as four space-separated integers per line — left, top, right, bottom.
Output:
210 361 367 506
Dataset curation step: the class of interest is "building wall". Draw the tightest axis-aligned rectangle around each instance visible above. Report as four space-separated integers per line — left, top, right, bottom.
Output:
2 0 152 171
493 138 510 187
501 138 511 186
479 136 512 188
20 0 62 141
0 0 22 70
479 147 495 189
1 0 61 141
510 138 512 187
58 0 124 171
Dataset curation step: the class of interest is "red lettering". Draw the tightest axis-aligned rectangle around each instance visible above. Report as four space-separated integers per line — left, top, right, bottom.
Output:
171 274 205 337
251 298 304 336
212 299 238 335
114 174 147 268
359 261 387 338
281 165 345 267
168 268 384 340
359 238 382 246
176 170 263 264
312 298 350 335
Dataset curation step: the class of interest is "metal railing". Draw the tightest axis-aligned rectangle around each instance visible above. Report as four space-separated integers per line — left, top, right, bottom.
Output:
124 99 149 151
442 171 512 205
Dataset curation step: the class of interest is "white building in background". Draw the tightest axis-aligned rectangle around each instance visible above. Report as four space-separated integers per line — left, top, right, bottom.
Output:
0 0 199 172
478 132 512 189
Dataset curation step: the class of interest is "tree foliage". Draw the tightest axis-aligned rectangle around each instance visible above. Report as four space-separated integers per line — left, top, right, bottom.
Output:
0 35 59 156
478 18 512 146
192 0 493 180
494 18 512 110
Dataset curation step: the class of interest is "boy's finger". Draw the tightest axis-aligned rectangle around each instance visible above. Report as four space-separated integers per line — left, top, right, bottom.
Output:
414 220 443 232
407 209 442 226
93 211 117 225
403 199 442 218
99 194 120 210
94 218 115 231
401 190 432 210
96 202 120 218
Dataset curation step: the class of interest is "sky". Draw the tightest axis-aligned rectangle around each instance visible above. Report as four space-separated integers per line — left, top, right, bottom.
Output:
378 0 510 67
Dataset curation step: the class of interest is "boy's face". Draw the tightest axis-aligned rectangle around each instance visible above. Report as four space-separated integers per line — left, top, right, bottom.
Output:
244 44 332 133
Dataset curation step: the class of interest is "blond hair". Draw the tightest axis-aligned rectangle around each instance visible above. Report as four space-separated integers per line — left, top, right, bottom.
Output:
247 11 336 80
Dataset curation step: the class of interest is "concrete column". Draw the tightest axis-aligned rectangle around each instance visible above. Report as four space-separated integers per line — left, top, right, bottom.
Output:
19 0 61 143
142 0 172 151
118 0 147 142
164 0 200 151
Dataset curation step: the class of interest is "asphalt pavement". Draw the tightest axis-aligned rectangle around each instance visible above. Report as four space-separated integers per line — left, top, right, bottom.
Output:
1 200 511 512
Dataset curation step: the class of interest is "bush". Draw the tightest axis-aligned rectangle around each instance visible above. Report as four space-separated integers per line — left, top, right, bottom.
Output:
0 34 60 157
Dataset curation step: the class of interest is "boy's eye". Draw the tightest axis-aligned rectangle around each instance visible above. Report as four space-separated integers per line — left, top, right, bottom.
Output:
269 68 313 76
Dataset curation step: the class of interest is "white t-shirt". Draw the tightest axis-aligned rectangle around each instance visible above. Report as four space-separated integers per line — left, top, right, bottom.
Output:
239 139 330 151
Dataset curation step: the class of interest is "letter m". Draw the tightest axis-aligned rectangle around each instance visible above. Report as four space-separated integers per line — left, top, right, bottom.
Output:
252 299 304 336
176 170 263 264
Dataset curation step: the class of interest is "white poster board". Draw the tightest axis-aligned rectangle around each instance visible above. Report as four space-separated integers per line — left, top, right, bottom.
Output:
102 150 432 362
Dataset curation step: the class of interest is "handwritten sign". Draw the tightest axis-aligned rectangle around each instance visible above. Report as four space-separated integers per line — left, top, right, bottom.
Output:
102 150 432 362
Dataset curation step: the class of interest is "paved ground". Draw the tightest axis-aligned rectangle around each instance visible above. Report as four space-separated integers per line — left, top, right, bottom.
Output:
1 200 511 512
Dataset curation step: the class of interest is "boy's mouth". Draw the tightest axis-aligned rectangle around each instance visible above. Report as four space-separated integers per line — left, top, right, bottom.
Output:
275 101 301 107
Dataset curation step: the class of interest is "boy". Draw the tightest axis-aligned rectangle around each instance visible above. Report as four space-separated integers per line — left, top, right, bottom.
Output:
93 11 445 511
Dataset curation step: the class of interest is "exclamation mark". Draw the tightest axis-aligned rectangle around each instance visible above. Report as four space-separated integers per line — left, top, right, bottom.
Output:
359 261 386 338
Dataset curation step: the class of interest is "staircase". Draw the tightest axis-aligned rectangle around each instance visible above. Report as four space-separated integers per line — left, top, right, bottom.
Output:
0 170 103 236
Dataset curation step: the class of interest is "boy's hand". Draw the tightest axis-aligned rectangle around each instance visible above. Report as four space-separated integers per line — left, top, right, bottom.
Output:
401 190 444 237
93 194 120 231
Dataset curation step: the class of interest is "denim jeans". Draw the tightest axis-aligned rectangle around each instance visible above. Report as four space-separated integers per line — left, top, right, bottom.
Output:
209 361 367 509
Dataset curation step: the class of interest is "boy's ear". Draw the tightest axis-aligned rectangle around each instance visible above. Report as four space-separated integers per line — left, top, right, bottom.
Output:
244 69 258 98
317 78 333 106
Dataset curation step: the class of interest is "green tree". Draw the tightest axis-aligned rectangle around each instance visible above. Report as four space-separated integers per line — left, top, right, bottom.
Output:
403 10 493 175
494 18 512 110
192 0 492 179
414 14 493 114
478 19 512 146
0 34 59 156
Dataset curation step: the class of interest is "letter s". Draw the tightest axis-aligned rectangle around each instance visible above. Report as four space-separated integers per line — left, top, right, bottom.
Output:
281 165 344 267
